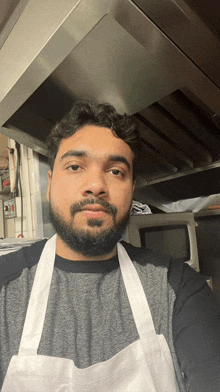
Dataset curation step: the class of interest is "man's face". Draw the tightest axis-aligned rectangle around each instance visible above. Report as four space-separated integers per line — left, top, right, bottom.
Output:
47 125 135 258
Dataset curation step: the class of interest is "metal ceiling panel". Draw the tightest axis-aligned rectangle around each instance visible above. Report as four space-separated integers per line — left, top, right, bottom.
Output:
134 139 178 181
133 0 220 87
134 90 220 192
135 114 193 170
159 91 220 159
139 103 212 166
0 0 20 31
1 0 220 127
0 0 112 127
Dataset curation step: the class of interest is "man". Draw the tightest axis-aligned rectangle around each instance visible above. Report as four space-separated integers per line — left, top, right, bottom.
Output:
0 101 220 391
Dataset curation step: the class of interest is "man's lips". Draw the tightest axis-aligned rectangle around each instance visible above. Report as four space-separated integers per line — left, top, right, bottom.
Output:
80 205 110 218
70 199 117 219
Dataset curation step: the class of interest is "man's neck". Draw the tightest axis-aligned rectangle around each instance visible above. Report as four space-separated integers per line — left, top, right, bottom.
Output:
55 235 117 261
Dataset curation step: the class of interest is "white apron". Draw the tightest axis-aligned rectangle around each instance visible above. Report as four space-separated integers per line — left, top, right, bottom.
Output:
1 235 178 392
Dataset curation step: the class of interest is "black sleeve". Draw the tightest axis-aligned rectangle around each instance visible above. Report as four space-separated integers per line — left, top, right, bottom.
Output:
0 240 47 289
172 263 220 392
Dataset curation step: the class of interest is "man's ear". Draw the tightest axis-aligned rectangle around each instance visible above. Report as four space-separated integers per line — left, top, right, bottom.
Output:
47 170 52 202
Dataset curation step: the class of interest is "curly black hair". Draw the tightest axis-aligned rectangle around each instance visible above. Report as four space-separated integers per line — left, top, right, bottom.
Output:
46 101 141 180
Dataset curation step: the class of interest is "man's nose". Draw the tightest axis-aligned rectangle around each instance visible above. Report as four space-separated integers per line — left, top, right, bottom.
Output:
82 170 108 198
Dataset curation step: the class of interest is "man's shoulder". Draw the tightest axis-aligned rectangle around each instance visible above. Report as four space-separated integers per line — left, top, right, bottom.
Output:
0 239 47 289
121 240 174 268
121 240 195 291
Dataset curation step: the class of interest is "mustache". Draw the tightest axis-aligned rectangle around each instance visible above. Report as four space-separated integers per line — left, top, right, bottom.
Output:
70 198 117 217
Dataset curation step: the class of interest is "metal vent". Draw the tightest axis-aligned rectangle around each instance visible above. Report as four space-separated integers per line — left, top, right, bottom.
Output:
134 89 220 184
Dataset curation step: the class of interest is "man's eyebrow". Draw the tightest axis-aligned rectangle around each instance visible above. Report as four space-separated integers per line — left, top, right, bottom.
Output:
108 155 131 171
60 150 87 161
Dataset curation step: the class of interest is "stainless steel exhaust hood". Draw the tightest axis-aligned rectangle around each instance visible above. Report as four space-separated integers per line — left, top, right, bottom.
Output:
0 0 220 202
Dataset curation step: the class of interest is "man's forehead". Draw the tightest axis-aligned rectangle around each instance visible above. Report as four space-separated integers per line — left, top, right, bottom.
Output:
56 125 133 161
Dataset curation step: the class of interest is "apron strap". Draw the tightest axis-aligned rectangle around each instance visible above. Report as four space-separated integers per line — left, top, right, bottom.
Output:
117 242 156 339
18 235 57 356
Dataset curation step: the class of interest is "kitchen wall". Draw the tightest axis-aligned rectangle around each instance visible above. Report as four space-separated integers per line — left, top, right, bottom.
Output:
4 138 45 238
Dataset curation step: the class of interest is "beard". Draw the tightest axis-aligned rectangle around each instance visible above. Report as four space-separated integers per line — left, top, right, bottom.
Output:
49 197 131 257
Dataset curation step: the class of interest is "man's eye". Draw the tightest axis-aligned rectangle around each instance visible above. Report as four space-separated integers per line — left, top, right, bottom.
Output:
68 165 80 171
111 169 123 176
